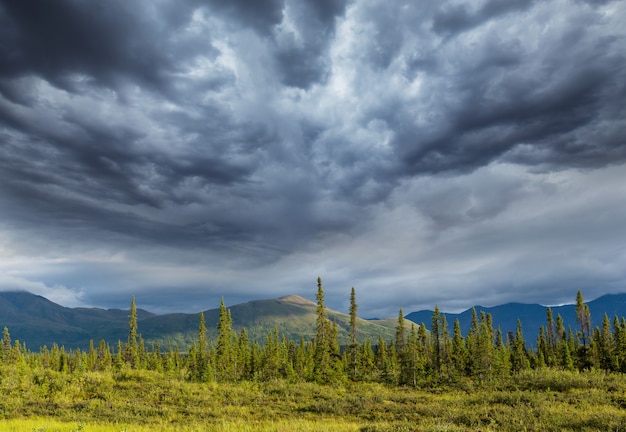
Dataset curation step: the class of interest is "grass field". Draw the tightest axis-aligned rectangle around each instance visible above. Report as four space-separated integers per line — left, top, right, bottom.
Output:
2 366 626 431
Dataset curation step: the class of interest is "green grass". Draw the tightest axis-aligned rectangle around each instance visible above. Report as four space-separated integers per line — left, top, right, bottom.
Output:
2 366 626 431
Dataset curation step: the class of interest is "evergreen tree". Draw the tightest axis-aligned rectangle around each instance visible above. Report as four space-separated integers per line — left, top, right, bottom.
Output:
97 339 112 371
348 287 359 380
216 299 235 381
431 306 441 376
440 314 452 379
451 319 467 377
545 307 556 365
396 308 406 351
313 277 339 383
192 311 209 382
614 316 626 372
2 326 11 362
556 314 565 343
510 319 529 373
598 313 615 371
360 338 375 381
401 323 425 386
237 328 250 380
575 290 592 369
126 296 139 368
474 312 495 381
493 327 511 379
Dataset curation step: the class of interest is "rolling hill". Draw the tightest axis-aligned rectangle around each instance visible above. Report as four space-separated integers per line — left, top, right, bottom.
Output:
4 290 626 351
0 291 406 350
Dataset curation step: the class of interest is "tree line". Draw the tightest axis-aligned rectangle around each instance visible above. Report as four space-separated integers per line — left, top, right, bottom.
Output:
2 279 626 385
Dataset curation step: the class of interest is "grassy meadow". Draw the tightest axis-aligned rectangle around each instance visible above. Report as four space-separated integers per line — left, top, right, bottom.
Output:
2 365 626 431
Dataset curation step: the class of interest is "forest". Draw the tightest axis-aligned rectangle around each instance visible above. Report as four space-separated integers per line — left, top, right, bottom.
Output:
2 278 626 431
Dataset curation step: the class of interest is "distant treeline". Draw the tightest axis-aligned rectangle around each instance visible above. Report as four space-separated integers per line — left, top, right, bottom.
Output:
1 279 624 385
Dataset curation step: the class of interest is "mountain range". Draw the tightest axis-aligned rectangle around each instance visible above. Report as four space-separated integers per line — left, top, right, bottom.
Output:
2 290 626 351
0 291 401 350
406 293 626 344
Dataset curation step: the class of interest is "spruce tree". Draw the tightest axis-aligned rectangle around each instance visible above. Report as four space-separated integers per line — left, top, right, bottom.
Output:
2 327 11 361
216 298 234 381
396 308 406 351
127 296 139 368
451 319 467 377
348 287 359 380
431 306 441 376
546 307 556 365
510 319 529 372
313 277 336 383
360 338 375 381
193 311 209 381
575 290 592 369
237 328 250 380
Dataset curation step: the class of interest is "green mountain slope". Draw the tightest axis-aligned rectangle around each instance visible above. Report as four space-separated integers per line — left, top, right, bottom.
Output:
139 295 406 348
0 292 406 350
0 291 154 349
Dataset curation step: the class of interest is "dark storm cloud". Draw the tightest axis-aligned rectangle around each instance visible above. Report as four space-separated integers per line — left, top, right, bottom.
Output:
432 0 536 37
196 0 284 35
0 0 205 95
0 0 625 315
392 3 626 176
273 0 350 88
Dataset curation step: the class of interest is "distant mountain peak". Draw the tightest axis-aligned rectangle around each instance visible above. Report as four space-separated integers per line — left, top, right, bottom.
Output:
277 295 316 306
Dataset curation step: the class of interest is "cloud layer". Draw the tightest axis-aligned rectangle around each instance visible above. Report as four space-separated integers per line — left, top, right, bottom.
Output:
0 0 625 317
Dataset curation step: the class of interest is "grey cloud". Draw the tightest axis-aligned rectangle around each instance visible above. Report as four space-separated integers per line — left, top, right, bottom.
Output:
195 0 285 35
432 0 536 37
394 6 626 176
272 0 350 88
0 0 201 95
0 0 625 316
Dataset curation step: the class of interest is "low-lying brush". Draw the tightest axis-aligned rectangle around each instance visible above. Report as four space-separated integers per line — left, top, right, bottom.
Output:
2 365 626 431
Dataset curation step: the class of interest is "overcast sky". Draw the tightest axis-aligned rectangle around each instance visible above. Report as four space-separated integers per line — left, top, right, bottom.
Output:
0 0 625 318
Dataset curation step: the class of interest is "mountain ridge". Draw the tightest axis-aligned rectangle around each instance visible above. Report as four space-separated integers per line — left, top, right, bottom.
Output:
3 290 626 351
0 291 406 350
406 292 626 345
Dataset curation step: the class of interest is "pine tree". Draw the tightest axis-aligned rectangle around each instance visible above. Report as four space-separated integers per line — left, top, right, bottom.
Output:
313 277 336 383
440 314 452 379
192 311 209 381
474 312 495 381
556 314 565 343
237 328 250 380
126 296 139 368
348 287 359 380
575 290 592 369
396 308 406 351
451 319 467 377
401 323 424 387
510 319 529 373
614 316 626 372
598 313 615 371
431 306 441 376
216 298 234 381
360 338 375 381
2 327 11 362
546 307 556 365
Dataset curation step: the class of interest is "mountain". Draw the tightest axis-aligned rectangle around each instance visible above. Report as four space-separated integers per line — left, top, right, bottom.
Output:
0 291 154 350
130 294 405 348
0 291 405 350
5 290 626 351
405 293 626 346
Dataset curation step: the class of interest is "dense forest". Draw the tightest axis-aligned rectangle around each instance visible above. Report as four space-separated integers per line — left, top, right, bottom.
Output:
2 279 625 385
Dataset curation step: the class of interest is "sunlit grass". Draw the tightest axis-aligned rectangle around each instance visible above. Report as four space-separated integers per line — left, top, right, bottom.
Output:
3 367 626 431
0 418 366 432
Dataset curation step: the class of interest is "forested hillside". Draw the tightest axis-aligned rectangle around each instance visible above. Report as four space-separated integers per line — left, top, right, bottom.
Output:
2 280 626 385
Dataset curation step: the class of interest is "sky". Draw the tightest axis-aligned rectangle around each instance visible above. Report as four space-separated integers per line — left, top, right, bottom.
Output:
0 0 625 318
